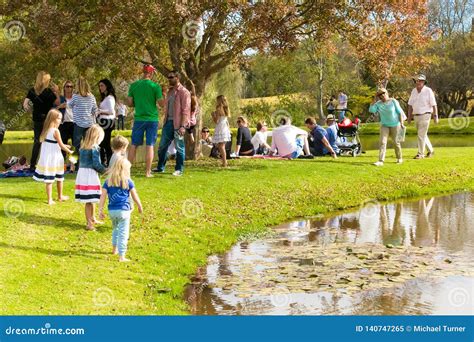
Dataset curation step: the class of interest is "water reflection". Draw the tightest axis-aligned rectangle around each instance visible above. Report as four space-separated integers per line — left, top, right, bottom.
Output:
186 192 474 315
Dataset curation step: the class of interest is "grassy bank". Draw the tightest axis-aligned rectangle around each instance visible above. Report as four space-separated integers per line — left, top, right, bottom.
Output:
1 147 474 315
2 118 473 142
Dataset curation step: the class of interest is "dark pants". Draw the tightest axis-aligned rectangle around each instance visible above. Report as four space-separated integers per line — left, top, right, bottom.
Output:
157 120 185 172
116 115 125 130
73 124 90 168
30 121 44 170
59 122 74 159
98 119 114 166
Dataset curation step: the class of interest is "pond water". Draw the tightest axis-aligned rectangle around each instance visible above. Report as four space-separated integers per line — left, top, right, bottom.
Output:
185 192 474 315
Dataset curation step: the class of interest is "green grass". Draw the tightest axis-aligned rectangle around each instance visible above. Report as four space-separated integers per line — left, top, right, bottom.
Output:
1 147 474 315
3 118 472 142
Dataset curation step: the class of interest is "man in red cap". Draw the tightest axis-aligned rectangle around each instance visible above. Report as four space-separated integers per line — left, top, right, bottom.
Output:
127 64 163 177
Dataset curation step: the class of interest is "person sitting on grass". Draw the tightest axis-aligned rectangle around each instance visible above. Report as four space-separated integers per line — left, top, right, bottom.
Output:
99 157 143 262
109 135 129 168
235 116 255 156
324 114 340 156
200 126 214 157
251 121 272 155
304 117 337 159
271 117 313 159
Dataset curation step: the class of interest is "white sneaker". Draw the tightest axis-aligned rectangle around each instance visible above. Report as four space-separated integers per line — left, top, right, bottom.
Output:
396 159 403 164
172 170 183 177
373 161 384 166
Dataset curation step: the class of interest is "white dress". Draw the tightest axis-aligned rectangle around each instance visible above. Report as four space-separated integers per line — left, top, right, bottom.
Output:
33 128 64 183
213 116 231 143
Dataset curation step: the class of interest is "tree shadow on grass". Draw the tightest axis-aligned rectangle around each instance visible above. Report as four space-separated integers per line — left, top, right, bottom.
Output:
0 241 109 260
0 193 44 202
0 211 91 231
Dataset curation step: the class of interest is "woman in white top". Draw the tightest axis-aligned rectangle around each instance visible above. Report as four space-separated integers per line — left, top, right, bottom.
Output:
97 79 116 166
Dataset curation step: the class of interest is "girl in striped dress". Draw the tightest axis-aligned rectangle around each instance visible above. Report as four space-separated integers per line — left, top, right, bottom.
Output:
33 109 73 204
75 124 106 230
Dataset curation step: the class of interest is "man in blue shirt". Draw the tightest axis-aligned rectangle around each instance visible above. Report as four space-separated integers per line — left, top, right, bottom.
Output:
325 114 340 155
304 117 337 158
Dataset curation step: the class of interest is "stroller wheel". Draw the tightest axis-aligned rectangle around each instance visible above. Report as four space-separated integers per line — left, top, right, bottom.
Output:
351 150 356 157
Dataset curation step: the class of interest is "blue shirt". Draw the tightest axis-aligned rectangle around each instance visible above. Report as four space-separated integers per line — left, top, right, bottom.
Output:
325 125 339 153
102 179 135 211
369 99 403 127
310 125 329 155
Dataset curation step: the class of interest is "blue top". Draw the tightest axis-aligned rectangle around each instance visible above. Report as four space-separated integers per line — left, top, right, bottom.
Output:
310 125 329 155
325 125 339 153
79 146 106 173
369 99 403 127
102 179 135 211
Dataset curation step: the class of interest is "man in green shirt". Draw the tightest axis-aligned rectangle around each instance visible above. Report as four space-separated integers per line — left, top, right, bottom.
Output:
127 64 163 177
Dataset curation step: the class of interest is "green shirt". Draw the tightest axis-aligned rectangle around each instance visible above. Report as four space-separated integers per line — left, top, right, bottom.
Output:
369 99 403 127
128 79 163 122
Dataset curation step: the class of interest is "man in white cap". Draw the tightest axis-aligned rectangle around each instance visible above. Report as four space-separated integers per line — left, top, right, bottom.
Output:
407 74 438 159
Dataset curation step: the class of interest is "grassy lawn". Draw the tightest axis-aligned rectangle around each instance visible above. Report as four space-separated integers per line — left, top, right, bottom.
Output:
3 118 473 142
1 147 474 315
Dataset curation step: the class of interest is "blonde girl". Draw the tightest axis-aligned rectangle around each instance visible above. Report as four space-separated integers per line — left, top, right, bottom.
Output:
99 157 143 262
75 124 106 230
211 95 232 167
33 109 73 204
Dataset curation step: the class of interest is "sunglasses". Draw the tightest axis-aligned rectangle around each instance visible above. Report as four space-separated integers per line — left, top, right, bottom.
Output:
167 76 176 79
378 92 386 96
65 85 74 88
203 130 209 133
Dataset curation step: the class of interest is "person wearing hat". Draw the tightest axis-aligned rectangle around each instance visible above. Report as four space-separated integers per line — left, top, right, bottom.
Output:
407 74 438 159
127 64 163 177
325 114 340 155
369 88 405 166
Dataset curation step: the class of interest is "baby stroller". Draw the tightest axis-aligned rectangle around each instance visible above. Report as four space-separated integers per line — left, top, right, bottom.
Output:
336 109 362 157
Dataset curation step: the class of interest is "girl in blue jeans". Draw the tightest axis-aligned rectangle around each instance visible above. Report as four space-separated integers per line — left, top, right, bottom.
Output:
99 157 143 262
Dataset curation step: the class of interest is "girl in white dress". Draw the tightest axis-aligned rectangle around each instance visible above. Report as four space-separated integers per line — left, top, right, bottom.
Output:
212 95 231 167
33 109 73 204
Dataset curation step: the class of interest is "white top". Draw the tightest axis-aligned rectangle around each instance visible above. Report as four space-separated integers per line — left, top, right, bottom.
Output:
338 93 348 108
63 97 74 123
99 95 116 119
271 125 308 157
408 86 437 114
251 131 268 150
116 102 127 117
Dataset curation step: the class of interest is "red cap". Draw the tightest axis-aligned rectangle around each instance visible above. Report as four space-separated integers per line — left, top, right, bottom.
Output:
143 64 156 74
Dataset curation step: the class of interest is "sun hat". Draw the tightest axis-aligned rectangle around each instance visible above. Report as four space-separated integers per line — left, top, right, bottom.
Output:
413 74 427 83
326 114 335 121
376 87 388 96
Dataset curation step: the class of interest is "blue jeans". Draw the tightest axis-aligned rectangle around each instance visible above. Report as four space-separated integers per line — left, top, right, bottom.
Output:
73 124 89 153
157 120 185 172
109 210 131 257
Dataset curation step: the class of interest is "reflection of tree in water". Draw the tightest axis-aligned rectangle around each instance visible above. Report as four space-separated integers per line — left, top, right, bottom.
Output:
187 193 474 315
